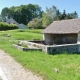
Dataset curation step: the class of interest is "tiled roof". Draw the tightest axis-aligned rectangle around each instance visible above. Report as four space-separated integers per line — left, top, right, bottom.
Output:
43 18 80 34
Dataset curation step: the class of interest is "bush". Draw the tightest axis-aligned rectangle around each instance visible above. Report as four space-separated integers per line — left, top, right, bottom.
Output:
0 22 18 30
27 18 43 29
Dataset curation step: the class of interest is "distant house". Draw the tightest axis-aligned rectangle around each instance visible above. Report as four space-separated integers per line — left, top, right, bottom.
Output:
6 18 19 25
43 18 80 45
18 23 28 29
6 18 29 29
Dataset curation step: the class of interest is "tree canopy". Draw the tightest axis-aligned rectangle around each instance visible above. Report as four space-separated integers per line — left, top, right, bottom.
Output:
1 4 78 28
42 7 78 28
1 4 42 25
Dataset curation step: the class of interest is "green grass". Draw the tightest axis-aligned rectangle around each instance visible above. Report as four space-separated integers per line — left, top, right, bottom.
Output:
0 29 43 40
0 29 80 80
27 29 43 33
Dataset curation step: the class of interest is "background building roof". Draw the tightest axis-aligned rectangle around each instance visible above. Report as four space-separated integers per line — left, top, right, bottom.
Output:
6 18 19 25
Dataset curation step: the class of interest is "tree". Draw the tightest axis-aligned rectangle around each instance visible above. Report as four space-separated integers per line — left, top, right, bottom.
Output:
42 6 57 27
1 7 10 17
46 6 57 20
42 12 53 28
1 4 78 26
0 15 6 22
55 9 62 20
1 4 43 25
67 13 72 19
71 11 78 18
61 10 67 20
27 18 42 29
58 10 78 20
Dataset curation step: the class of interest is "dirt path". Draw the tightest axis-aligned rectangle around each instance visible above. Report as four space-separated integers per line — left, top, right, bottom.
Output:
0 49 43 80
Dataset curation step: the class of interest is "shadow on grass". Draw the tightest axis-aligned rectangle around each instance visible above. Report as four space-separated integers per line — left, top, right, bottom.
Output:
48 51 80 55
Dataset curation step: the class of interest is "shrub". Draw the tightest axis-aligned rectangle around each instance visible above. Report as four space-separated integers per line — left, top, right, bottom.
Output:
27 18 43 29
0 22 18 30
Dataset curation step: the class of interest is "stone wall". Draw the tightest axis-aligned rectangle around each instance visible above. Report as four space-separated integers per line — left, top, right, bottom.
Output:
20 41 47 52
77 32 80 43
44 34 54 45
46 43 80 53
19 41 80 54
13 44 42 51
44 33 77 45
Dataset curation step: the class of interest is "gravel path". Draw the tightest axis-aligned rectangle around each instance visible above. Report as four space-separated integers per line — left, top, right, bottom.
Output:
0 49 43 80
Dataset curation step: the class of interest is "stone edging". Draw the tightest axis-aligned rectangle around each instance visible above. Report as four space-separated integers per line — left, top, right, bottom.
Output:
13 44 42 51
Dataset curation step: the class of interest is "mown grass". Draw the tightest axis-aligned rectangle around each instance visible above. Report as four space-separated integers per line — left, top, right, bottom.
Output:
0 29 80 80
0 29 43 40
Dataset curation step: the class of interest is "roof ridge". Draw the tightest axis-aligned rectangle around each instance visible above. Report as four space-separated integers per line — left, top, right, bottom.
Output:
43 18 80 34
52 18 80 23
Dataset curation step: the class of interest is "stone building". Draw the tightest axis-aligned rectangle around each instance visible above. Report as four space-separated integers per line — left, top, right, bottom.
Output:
43 18 80 45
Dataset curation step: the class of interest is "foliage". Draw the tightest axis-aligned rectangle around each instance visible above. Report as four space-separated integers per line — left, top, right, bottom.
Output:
1 7 10 17
0 22 18 30
42 6 57 27
1 4 43 25
0 15 6 22
1 4 78 28
55 9 62 20
42 6 78 28
60 10 78 20
27 18 42 29
42 12 53 28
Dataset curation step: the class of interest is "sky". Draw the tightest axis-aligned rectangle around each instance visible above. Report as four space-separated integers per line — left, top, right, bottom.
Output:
0 0 80 17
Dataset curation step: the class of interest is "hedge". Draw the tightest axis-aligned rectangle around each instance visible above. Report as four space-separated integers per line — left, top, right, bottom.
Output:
0 22 18 30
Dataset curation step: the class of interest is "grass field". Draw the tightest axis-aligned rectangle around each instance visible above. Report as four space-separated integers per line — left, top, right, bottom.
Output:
0 29 80 80
0 29 43 40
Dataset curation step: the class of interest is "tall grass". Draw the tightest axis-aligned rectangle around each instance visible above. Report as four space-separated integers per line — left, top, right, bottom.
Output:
0 29 80 80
